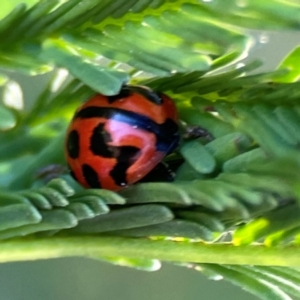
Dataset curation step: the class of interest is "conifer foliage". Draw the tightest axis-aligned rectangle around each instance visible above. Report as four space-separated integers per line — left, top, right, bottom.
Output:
1 1 300 299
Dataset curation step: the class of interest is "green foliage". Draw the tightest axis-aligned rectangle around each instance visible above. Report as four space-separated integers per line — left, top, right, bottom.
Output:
1 1 300 299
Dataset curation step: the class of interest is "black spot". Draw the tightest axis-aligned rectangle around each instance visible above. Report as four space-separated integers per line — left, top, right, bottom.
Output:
160 118 179 135
109 163 128 186
144 91 163 105
82 164 102 188
126 86 163 105
66 130 80 159
107 88 131 103
118 146 141 164
75 106 114 119
156 118 180 154
89 123 141 187
90 123 114 158
107 86 163 105
109 145 141 186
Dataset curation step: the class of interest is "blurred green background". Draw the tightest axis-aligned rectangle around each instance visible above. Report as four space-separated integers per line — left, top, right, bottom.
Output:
0 259 256 300
1 31 300 300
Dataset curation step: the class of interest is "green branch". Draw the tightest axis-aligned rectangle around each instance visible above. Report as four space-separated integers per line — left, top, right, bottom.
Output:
1 236 300 267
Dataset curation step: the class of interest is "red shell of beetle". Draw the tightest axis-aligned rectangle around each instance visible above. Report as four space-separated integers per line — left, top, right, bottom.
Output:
65 86 179 191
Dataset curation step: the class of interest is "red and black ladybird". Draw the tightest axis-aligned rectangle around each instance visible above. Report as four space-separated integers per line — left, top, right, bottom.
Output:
65 85 180 191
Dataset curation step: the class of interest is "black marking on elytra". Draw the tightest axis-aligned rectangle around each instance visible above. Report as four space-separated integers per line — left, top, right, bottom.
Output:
107 86 163 105
90 123 114 157
82 164 102 188
75 107 179 153
110 146 141 186
107 88 131 103
67 130 80 159
126 86 163 105
160 118 180 154
89 123 141 186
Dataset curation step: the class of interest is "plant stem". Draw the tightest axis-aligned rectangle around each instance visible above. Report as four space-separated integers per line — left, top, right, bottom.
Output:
0 236 299 266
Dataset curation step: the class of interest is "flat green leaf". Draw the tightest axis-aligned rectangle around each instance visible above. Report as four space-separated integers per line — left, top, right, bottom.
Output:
179 139 216 174
0 203 41 231
66 203 97 220
39 187 69 207
229 265 298 300
252 104 298 146
223 148 268 173
71 189 126 205
274 106 300 142
40 41 129 95
120 182 192 205
205 132 252 165
69 204 174 233
20 191 52 210
231 103 293 156
0 209 78 240
201 264 292 300
276 46 300 82
245 265 300 298
72 197 110 216
177 211 225 232
4 0 59 44
0 1 37 20
234 204 300 245
175 162 205 181
46 178 75 197
114 219 214 240
198 0 300 30
264 266 300 288
178 106 235 138
0 3 27 32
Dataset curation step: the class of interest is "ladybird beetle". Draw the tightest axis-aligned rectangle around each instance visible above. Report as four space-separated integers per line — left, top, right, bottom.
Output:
65 85 180 191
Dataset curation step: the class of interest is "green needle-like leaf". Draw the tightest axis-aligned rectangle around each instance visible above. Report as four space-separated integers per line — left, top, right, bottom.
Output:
180 139 216 174
0 1 300 299
41 41 129 95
